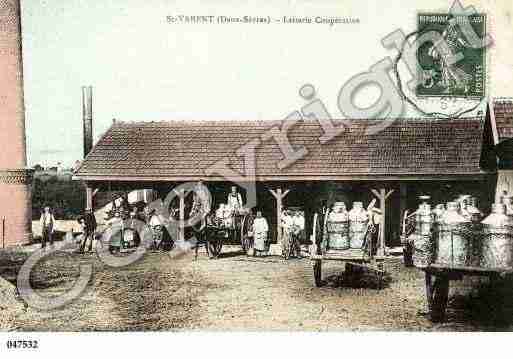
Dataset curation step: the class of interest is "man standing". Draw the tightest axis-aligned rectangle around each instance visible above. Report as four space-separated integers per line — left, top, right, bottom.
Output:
195 180 211 214
189 192 203 221
252 210 269 257
39 206 56 249
281 210 293 259
149 209 165 249
291 211 304 258
226 186 243 212
79 207 97 253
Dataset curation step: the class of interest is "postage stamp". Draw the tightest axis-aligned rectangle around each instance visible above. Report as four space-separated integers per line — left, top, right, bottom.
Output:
416 13 486 98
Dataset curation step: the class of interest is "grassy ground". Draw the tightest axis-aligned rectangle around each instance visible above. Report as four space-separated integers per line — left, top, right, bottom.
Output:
2 241 513 331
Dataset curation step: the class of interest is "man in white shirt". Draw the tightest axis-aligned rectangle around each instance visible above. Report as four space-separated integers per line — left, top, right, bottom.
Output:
39 206 56 249
226 186 243 212
292 211 305 231
291 211 304 257
149 210 164 249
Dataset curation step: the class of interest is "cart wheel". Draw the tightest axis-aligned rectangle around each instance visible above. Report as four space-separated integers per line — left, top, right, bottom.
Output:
241 214 254 253
313 259 322 287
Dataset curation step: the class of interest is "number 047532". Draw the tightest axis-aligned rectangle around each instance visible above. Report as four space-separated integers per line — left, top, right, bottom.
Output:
6 340 39 349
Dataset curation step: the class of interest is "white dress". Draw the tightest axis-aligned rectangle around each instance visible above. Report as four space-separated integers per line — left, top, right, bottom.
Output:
252 217 269 251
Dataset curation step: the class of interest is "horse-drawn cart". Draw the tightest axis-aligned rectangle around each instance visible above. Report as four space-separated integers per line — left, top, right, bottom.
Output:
309 201 387 288
199 208 255 258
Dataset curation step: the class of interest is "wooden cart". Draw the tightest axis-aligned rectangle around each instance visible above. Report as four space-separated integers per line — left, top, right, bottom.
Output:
402 209 513 322
418 264 513 322
199 210 255 258
310 211 386 288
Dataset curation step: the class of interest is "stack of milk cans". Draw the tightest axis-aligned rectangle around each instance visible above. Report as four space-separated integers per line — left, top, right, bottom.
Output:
409 195 513 269
324 201 369 251
482 196 513 268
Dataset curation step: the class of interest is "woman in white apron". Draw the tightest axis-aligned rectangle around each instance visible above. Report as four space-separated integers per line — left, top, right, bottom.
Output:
252 211 269 256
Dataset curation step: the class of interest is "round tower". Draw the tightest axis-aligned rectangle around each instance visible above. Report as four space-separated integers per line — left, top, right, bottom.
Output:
0 0 34 247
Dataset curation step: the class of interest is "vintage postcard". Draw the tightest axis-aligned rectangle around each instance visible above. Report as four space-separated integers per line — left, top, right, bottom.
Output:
1 0 513 357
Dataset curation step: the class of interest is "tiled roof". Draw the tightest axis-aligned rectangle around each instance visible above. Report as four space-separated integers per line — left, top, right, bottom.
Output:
492 100 513 143
74 118 485 180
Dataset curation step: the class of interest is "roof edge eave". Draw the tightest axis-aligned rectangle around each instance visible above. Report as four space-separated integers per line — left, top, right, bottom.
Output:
72 171 494 183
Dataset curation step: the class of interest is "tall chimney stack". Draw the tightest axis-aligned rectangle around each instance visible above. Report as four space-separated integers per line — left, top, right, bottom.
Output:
0 0 34 246
82 86 93 157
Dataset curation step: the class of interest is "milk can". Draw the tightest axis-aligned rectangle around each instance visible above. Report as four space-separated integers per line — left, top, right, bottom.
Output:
436 201 472 266
349 202 369 249
432 204 445 256
504 196 513 216
467 196 483 223
412 197 435 266
416 196 433 236
325 202 350 250
481 203 513 269
433 204 446 222
457 194 472 219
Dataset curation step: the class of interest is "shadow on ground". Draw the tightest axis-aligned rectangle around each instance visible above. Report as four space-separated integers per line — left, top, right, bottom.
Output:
444 277 513 330
30 230 77 244
322 268 392 290
217 250 246 259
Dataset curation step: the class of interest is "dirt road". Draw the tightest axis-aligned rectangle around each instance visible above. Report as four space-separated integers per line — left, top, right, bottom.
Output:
2 244 513 331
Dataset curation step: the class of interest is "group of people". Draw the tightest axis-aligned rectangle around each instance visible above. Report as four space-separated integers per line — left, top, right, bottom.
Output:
214 187 244 222
38 184 306 259
248 208 305 259
208 186 271 257
108 205 171 251
211 186 245 234
38 205 97 253
281 210 305 259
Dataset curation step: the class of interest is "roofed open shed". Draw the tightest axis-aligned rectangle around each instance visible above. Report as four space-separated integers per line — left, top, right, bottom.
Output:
73 115 496 251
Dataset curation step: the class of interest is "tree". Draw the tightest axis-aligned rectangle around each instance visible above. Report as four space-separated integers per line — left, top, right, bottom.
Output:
32 177 86 220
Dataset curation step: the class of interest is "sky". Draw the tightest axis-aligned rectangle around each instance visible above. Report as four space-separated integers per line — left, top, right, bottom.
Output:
20 0 513 167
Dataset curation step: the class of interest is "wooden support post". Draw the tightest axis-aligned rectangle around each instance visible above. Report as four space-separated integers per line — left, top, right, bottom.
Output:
179 190 185 242
399 183 407 228
86 184 94 210
430 275 450 323
370 188 394 257
269 188 290 247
